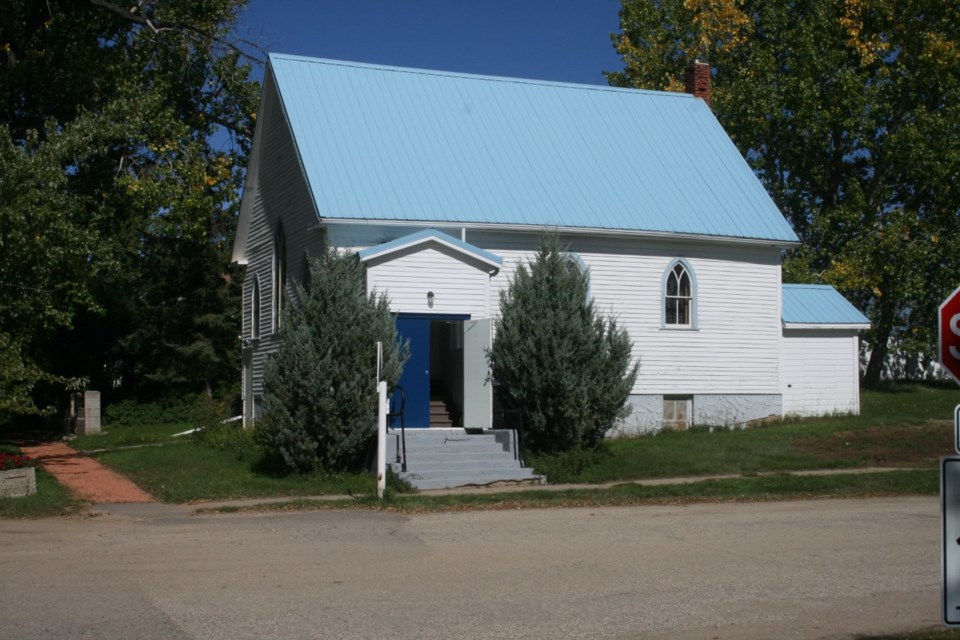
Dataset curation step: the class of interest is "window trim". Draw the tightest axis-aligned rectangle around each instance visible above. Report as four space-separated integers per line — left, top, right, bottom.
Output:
565 251 592 303
663 395 693 430
251 275 262 340
300 251 312 293
661 258 698 330
272 224 286 333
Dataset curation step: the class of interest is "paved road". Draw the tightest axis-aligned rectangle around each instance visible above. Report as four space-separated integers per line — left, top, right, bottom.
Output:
1 497 941 639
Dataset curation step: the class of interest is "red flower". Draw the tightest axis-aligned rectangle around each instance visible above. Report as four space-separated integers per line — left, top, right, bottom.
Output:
0 453 33 470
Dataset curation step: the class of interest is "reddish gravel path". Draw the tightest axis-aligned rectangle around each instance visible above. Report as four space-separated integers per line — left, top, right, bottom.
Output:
21 441 154 504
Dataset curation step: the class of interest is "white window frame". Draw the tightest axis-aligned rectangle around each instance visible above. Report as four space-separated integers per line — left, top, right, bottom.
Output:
663 395 693 430
565 251 592 303
661 258 698 330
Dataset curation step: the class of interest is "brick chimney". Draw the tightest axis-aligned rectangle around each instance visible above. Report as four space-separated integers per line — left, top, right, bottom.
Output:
684 60 712 107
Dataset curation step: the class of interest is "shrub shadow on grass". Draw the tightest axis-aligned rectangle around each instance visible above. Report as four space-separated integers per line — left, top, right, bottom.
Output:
1 413 66 447
249 450 295 479
867 380 959 393
529 444 614 483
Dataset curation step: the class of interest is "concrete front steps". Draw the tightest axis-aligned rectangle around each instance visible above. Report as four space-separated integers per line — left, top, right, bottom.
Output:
386 428 544 491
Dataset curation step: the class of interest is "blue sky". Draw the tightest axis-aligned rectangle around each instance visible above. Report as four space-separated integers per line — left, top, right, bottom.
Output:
238 0 625 86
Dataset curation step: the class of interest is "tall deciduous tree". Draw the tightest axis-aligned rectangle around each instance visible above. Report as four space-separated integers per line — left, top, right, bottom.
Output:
489 235 638 454
608 0 960 385
0 1 260 413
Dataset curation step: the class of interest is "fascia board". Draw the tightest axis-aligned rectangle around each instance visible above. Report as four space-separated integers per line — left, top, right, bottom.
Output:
783 322 871 331
317 218 799 249
359 233 502 270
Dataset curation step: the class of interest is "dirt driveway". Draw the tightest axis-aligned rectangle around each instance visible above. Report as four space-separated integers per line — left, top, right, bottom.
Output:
1 496 941 639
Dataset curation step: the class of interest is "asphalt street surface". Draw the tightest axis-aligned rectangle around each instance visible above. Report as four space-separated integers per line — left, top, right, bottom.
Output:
1 496 940 639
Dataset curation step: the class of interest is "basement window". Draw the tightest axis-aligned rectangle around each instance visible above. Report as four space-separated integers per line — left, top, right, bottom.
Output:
663 396 692 430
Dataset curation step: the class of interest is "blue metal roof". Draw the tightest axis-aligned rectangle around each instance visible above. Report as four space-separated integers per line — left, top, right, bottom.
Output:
268 53 798 243
358 228 503 267
782 285 870 327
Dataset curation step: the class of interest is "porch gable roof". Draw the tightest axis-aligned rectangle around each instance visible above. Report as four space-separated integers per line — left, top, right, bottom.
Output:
358 228 503 269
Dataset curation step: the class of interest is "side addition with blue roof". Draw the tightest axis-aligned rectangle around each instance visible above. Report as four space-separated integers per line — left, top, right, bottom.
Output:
782 285 871 328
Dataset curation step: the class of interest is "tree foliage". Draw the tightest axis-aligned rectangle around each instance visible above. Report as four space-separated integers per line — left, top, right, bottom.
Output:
256 252 408 474
0 0 260 413
489 235 638 454
609 0 960 384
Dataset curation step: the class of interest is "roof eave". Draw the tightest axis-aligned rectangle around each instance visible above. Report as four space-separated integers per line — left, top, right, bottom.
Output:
315 218 799 248
232 67 275 266
358 229 503 269
783 322 871 331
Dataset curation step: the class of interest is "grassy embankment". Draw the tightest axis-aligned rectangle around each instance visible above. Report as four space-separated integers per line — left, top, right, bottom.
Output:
2 382 957 516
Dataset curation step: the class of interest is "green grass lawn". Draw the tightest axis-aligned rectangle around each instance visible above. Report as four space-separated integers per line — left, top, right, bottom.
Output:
0 469 81 519
0 437 82 519
4 416 375 508
93 382 955 506
70 422 194 451
7 381 956 510
207 468 937 514
94 438 374 503
531 383 960 483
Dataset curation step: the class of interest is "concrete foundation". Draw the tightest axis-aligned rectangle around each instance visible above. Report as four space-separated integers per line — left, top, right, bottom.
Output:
613 393 783 436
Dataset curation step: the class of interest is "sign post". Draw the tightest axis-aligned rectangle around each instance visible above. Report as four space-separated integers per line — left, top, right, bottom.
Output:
944 458 960 626
377 380 387 500
956 405 960 456
376 341 386 500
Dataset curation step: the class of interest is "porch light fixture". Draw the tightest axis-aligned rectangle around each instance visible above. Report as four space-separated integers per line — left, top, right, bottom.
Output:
427 291 435 308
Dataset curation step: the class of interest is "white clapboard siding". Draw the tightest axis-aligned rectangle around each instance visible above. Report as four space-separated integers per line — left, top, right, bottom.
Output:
241 74 326 397
782 329 860 416
365 244 492 317
321 225 784 397
475 231 783 396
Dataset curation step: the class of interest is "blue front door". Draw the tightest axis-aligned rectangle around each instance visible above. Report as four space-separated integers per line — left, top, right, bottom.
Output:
393 317 430 428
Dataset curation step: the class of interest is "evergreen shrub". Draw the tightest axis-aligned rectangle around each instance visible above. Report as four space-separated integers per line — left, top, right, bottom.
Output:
256 251 407 474
489 235 638 454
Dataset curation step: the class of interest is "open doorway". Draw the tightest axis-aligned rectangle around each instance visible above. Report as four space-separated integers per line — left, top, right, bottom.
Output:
392 315 466 428
429 321 464 427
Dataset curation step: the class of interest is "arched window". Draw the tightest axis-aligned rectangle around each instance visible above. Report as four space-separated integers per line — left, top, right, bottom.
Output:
565 251 592 303
301 252 312 293
251 276 262 339
273 224 286 332
663 259 696 328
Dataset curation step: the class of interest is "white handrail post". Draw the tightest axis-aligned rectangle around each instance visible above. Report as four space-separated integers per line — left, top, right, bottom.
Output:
377 379 387 500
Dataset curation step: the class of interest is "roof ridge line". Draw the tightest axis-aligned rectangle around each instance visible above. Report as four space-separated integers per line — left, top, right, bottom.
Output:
268 52 694 99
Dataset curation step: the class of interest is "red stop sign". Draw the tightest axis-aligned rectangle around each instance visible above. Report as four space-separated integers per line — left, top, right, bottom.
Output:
940 285 960 385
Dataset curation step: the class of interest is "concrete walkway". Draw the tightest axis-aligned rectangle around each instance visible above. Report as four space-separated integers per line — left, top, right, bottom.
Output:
21 441 154 504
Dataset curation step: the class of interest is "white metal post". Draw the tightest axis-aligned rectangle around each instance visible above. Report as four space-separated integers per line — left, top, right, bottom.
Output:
377 380 387 499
